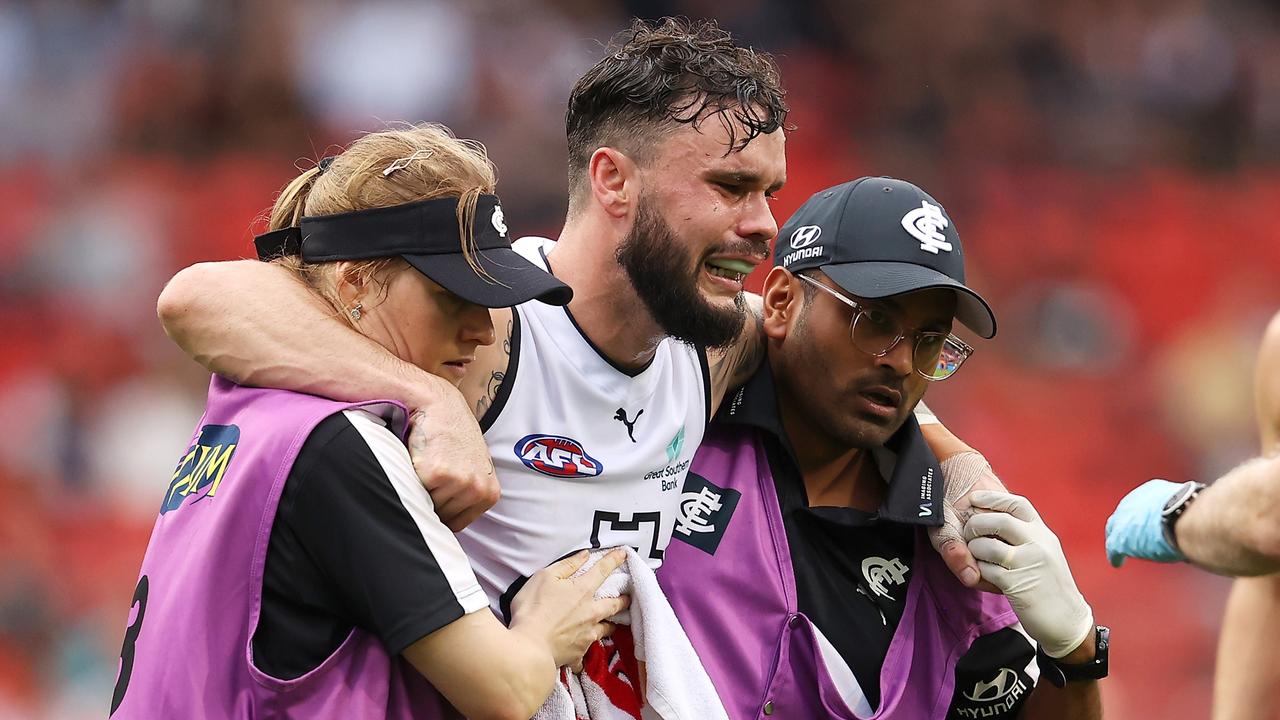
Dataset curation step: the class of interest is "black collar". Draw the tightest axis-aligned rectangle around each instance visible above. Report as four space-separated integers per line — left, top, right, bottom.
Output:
716 358 943 526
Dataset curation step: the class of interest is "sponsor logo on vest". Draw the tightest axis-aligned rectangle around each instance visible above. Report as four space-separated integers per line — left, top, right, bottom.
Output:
789 224 822 249
901 201 953 254
861 556 910 600
514 434 604 478
958 667 1029 718
726 387 746 416
161 424 240 515
919 466 935 517
672 472 741 555
781 244 825 267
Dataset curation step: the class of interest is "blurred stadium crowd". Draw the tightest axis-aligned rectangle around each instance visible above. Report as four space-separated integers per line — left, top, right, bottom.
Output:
1 0 1278 717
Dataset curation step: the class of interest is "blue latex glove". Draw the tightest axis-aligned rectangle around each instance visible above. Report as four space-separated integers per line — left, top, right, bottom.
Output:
1105 479 1186 567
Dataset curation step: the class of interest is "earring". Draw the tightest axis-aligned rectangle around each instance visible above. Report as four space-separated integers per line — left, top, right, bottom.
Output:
350 302 363 321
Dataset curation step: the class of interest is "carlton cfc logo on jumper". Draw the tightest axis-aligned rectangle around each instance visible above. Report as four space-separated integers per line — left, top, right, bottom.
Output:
901 201 953 254
160 424 240 515
672 472 741 555
514 434 604 478
861 556 910 600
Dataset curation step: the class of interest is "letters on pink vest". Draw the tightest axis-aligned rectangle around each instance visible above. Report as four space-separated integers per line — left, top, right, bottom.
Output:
658 423 1018 719
112 376 459 719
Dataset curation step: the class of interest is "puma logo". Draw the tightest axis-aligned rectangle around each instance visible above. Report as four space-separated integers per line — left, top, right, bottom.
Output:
613 408 643 443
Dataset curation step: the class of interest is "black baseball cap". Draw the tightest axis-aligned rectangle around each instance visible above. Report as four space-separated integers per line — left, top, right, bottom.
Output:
775 176 996 338
254 194 572 308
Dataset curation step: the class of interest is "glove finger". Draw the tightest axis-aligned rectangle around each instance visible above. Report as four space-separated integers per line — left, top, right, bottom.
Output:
968 536 1018 569
968 490 1040 523
975 559 1013 590
1103 512 1131 568
963 510 1034 545
1105 545 1128 568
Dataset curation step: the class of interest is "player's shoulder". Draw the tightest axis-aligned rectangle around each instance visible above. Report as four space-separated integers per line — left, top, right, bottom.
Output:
1258 310 1280 377
511 235 556 263
1262 310 1280 349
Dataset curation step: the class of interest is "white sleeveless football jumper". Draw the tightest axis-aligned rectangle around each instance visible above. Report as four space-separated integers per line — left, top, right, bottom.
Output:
457 237 711 613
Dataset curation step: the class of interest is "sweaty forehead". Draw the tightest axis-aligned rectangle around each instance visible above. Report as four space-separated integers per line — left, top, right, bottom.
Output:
659 119 786 184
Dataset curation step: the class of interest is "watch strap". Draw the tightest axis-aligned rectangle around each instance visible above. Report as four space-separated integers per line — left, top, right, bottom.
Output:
1036 625 1109 688
1161 481 1206 555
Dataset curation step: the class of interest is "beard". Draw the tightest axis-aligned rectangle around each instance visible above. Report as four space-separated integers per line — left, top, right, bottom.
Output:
614 198 747 348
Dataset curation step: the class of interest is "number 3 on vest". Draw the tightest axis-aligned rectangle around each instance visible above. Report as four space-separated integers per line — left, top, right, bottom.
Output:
110 575 150 716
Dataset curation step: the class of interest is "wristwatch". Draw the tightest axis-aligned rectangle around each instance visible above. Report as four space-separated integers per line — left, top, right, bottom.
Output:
1160 480 1206 554
1036 625 1110 688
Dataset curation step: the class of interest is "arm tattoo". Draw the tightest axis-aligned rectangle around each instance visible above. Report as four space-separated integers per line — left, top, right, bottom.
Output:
475 317 513 417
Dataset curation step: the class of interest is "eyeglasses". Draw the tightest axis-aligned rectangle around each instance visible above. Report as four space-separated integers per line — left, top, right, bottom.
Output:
795 273 974 381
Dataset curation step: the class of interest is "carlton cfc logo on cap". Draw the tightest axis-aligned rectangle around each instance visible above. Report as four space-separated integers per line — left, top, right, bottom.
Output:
901 201 953 255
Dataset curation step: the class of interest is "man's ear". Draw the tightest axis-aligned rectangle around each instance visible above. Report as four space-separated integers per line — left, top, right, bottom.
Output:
762 266 800 342
588 147 638 219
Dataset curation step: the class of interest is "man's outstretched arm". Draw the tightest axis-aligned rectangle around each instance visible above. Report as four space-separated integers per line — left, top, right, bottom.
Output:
1105 312 1280 576
157 260 498 530
1171 456 1280 575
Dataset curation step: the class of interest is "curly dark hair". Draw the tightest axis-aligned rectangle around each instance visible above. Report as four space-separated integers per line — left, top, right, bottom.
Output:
565 17 790 212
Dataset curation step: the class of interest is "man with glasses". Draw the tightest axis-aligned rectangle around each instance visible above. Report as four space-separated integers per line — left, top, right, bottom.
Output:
657 178 1105 719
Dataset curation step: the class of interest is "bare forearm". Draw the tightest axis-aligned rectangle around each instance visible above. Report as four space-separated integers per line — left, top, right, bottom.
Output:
1210 312 1280 717
157 260 451 407
919 414 977 461
1212 575 1280 719
404 615 556 720
1177 456 1280 575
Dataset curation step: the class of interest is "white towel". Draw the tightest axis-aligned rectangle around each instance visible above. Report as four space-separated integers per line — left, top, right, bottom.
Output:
532 547 729 720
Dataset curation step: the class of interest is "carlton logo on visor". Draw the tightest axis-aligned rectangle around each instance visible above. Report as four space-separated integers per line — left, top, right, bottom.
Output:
253 194 510 262
252 192 574 308
491 205 508 237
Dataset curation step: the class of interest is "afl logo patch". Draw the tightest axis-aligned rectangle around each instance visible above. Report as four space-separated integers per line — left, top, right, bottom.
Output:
514 434 604 478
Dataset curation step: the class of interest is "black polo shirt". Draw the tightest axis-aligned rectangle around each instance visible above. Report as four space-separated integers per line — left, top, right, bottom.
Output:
717 361 1036 718
252 409 487 680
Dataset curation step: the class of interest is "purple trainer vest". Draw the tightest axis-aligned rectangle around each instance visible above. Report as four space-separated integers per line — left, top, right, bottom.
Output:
111 376 460 719
657 424 1018 719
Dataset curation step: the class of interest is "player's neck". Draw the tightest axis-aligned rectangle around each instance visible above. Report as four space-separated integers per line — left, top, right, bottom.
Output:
550 222 667 371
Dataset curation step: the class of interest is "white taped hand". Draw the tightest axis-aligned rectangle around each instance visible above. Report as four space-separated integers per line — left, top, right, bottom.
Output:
928 452 1006 589
963 490 1094 659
